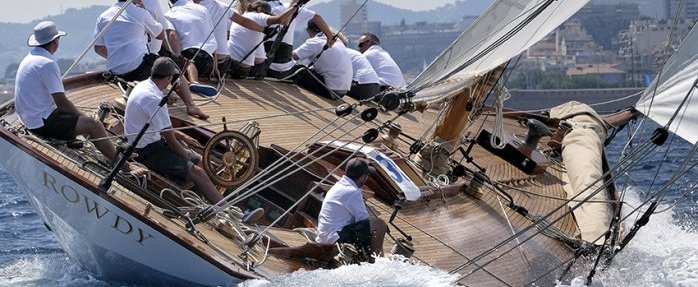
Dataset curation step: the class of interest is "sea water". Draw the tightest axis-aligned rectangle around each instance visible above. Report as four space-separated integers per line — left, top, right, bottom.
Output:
0 124 697 287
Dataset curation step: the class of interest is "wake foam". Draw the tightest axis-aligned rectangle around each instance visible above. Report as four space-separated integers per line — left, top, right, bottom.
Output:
239 256 458 287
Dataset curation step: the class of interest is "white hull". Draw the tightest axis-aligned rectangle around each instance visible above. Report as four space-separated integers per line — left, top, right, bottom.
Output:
0 135 243 286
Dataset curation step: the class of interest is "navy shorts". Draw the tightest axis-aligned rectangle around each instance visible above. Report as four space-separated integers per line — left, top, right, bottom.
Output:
29 109 78 141
182 48 214 77
337 219 372 249
136 139 193 182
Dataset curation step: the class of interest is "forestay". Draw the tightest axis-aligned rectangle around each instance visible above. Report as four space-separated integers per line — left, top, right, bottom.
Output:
635 25 698 144
409 0 590 104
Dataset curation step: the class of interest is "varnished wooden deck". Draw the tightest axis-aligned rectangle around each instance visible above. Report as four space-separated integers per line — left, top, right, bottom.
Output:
1 74 595 286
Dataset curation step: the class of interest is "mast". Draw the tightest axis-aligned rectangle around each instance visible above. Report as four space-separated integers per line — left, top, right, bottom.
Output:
433 67 504 146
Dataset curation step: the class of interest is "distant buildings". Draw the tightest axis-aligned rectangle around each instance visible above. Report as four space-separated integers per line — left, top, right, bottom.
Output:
575 3 641 51
339 0 474 77
663 0 698 21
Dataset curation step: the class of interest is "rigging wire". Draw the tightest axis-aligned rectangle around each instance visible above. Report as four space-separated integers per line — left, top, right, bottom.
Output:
410 0 557 92
449 136 660 280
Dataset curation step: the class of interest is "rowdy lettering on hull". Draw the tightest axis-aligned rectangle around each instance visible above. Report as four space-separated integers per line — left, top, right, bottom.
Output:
43 171 154 246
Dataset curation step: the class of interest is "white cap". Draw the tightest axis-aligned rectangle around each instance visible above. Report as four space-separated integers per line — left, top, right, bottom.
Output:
27 21 67 47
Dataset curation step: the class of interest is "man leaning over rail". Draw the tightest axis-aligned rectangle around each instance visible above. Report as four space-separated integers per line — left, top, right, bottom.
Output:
316 157 387 259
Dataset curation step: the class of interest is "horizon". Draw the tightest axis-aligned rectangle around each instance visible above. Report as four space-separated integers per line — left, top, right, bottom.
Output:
2 0 460 24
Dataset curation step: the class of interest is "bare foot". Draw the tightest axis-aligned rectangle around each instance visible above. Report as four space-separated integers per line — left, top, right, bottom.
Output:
187 105 209 120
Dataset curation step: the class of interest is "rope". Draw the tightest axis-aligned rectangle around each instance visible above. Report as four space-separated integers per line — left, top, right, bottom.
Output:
490 82 510 149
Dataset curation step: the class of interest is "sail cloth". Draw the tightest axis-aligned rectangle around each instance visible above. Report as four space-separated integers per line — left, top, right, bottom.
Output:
410 0 590 103
635 25 698 144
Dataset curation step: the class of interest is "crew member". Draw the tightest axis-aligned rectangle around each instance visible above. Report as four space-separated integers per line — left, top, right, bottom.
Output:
16 21 146 176
316 157 387 257
357 32 405 89
165 0 219 94
94 0 209 119
345 48 380 100
263 0 333 79
227 0 297 79
199 0 234 77
123 57 221 203
292 21 352 99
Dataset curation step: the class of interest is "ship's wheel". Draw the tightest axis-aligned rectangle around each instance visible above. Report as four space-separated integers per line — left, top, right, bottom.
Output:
202 130 259 189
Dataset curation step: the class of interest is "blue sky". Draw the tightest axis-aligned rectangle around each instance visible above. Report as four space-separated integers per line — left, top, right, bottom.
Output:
3 0 459 23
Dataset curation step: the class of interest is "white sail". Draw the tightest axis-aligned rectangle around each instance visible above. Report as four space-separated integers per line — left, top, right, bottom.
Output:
411 0 590 103
635 25 698 144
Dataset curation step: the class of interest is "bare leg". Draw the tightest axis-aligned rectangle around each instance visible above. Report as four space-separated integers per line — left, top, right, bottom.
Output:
74 116 116 160
188 165 222 203
368 217 387 256
175 78 209 119
74 116 148 176
186 63 199 84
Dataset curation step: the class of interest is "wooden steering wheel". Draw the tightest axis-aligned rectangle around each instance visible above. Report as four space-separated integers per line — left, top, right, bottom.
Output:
202 130 259 188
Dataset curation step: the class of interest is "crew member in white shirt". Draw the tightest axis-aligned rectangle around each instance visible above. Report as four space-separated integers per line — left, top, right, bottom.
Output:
199 0 234 77
227 0 297 79
94 0 209 119
16 22 146 176
316 158 387 257
165 0 218 88
292 21 352 99
140 0 175 54
124 57 222 204
357 32 405 89
345 48 381 100
263 0 333 79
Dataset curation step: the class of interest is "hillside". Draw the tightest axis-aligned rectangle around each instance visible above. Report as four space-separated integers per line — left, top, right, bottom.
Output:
0 6 108 78
308 0 491 27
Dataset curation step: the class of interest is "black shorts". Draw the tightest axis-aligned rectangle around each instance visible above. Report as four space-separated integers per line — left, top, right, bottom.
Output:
118 53 159 82
263 41 293 64
182 48 214 77
29 109 79 140
226 59 251 79
347 82 380 101
337 219 371 249
135 139 193 182
293 68 347 99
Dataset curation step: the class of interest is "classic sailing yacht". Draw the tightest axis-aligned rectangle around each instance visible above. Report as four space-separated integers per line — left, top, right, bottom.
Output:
3 0 681 286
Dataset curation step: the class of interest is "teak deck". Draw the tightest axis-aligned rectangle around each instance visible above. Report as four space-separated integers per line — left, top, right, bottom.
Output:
4 74 591 286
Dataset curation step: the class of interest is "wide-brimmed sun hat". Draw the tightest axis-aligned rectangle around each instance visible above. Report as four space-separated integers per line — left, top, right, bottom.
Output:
27 21 67 47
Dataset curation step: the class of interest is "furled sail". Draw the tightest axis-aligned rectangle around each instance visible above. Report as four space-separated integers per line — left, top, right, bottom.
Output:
635 25 698 144
410 0 590 104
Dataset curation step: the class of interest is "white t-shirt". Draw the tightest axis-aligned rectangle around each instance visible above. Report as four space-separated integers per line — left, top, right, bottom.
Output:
363 45 405 88
228 11 270 66
200 0 233 56
294 34 352 91
268 2 315 72
14 48 63 129
94 2 163 75
316 176 369 244
141 0 173 53
345 48 380 85
165 0 217 56
124 79 172 149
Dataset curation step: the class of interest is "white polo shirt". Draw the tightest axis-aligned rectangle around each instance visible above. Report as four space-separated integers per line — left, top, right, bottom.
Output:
363 45 405 88
268 1 315 72
316 176 369 244
14 47 63 129
141 0 174 53
165 0 217 56
94 2 163 75
294 33 352 91
228 12 270 66
124 79 172 149
200 0 233 56
345 48 380 85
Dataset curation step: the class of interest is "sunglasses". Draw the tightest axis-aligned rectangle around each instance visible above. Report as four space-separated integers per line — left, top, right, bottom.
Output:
358 41 371 48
